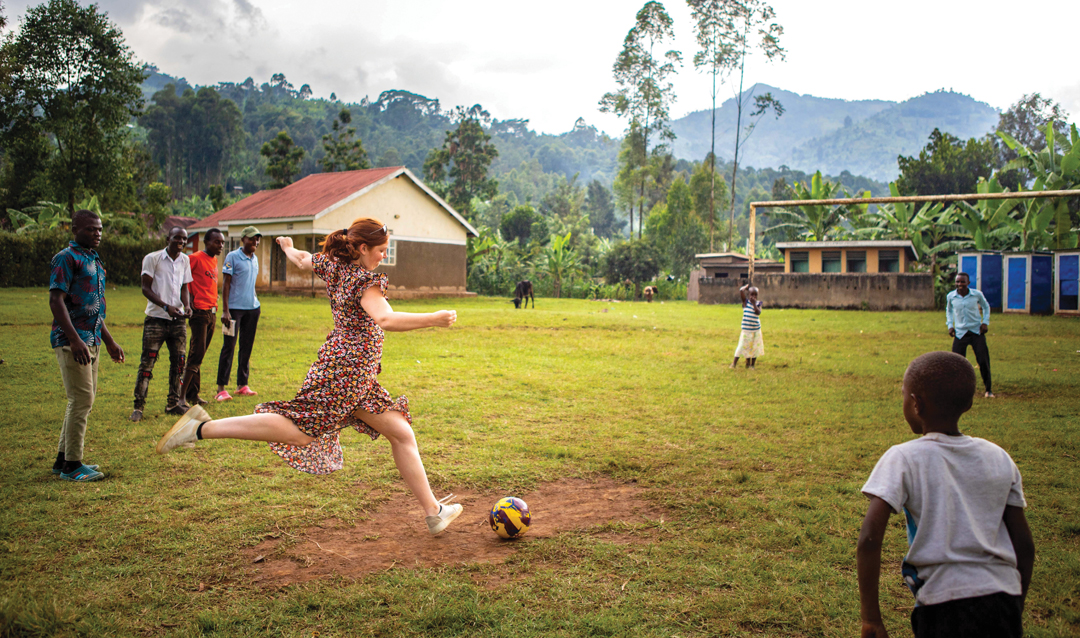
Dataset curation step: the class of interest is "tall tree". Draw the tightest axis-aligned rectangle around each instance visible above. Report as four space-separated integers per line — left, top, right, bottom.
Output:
644 177 709 278
707 0 786 250
585 179 624 238
0 0 145 211
689 155 728 239
261 131 305 189
599 1 682 240
141 85 244 198
320 108 370 172
896 129 997 196
423 105 499 220
688 0 734 249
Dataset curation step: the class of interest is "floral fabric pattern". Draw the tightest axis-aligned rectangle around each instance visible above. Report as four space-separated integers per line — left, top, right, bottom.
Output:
734 329 765 358
259 252 410 475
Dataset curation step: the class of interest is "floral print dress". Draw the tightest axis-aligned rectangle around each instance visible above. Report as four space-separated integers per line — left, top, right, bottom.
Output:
257 252 411 474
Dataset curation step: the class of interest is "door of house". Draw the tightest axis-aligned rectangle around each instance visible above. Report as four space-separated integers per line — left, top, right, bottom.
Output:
1005 255 1028 312
1057 252 1080 314
1030 254 1052 315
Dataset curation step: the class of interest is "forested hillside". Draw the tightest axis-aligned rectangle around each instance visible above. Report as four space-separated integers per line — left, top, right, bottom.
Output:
670 85 999 181
134 70 888 214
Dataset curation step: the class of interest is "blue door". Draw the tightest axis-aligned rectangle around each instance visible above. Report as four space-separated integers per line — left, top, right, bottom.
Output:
961 256 978 285
1031 255 1052 314
1060 254 1079 311
982 254 1003 310
1007 257 1027 310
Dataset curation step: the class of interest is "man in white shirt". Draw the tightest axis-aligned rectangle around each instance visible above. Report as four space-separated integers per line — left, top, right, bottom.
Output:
131 227 193 422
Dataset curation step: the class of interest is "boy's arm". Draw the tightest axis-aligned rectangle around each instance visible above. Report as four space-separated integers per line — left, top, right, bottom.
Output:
945 293 955 336
1003 505 1034 608
857 496 893 638
739 284 748 303
979 291 990 333
221 273 232 327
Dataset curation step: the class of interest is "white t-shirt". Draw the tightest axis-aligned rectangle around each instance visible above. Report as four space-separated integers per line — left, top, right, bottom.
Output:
861 432 1026 606
142 248 193 319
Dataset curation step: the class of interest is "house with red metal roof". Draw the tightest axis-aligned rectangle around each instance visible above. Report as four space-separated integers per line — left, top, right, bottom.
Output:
188 167 478 298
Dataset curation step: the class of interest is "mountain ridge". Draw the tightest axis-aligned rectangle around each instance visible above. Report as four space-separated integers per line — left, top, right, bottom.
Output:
669 84 1000 181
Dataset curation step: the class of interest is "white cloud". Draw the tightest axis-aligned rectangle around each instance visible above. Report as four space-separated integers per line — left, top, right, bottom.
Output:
4 0 1078 137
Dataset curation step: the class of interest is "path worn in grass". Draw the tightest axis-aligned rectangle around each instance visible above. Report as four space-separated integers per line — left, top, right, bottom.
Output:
1 288 1077 637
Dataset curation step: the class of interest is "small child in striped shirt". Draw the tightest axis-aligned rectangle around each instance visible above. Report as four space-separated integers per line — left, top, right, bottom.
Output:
731 283 764 369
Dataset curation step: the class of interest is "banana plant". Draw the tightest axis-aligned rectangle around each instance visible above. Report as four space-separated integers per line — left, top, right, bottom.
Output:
541 231 583 298
949 175 1022 251
766 171 868 241
7 201 72 234
996 122 1080 250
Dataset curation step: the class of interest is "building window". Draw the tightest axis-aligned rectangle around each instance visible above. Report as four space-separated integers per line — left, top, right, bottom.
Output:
879 250 900 273
790 251 810 273
381 239 397 267
847 250 867 273
822 251 842 273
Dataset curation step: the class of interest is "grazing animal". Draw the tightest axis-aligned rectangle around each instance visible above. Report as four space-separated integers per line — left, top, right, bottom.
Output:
512 280 535 309
643 285 658 303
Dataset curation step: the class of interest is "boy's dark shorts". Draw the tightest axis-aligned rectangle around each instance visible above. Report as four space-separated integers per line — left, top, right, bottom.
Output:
911 592 1022 638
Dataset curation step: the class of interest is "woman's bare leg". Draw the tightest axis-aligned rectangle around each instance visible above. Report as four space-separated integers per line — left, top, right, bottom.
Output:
353 406 439 516
200 413 315 446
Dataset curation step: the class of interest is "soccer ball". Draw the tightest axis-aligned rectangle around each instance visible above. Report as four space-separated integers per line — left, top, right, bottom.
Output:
488 497 531 539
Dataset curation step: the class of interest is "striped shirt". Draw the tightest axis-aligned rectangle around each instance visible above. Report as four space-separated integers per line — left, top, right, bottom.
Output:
741 301 761 331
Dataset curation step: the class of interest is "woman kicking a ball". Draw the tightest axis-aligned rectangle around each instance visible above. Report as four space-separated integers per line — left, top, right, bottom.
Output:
156 218 463 535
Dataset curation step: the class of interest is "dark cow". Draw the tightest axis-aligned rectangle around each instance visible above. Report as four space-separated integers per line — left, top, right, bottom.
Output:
643 285 658 303
512 280 534 309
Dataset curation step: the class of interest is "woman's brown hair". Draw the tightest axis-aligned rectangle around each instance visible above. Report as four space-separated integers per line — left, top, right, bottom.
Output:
320 217 390 263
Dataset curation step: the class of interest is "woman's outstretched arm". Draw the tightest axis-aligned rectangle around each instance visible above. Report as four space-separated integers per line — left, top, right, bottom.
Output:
276 236 313 270
361 286 456 332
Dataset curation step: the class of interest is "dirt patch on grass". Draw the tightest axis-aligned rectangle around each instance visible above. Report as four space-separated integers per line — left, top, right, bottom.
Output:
242 478 663 587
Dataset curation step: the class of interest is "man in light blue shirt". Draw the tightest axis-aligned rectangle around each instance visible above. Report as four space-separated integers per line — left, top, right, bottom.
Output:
216 226 262 401
946 272 994 398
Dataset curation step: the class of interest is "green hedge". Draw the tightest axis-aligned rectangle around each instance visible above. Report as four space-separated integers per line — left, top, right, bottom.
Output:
0 230 165 287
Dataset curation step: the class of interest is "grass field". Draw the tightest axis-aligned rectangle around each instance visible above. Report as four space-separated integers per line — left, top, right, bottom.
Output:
1 287 1078 637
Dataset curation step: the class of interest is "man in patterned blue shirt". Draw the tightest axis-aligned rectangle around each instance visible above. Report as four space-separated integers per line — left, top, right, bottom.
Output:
48 210 126 481
946 272 994 398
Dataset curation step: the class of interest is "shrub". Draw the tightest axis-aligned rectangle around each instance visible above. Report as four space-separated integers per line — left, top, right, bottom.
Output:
0 230 164 287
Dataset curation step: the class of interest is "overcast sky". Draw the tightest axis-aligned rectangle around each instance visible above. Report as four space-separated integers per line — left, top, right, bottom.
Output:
4 0 1079 137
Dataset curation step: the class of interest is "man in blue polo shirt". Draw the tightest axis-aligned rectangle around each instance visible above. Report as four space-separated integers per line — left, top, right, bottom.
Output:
946 271 995 398
216 226 262 401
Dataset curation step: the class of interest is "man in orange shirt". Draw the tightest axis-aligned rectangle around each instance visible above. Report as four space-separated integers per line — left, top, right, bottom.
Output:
181 228 225 406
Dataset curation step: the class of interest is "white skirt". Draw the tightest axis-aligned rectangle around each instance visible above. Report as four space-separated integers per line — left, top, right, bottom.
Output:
734 329 764 358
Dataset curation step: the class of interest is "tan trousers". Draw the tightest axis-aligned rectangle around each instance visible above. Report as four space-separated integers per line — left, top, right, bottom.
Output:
55 345 99 461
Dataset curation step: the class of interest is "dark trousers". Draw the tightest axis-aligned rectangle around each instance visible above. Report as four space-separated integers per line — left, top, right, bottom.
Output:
911 592 1022 638
217 307 260 388
182 309 216 403
134 316 188 410
952 331 992 393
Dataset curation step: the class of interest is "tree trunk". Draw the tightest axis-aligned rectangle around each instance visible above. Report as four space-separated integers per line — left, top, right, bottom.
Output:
728 19 751 252
709 67 717 252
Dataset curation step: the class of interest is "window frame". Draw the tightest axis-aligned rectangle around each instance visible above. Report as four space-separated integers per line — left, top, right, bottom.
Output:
789 251 810 273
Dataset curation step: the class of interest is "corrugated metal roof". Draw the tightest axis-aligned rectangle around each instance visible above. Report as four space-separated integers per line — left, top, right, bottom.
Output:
187 167 478 237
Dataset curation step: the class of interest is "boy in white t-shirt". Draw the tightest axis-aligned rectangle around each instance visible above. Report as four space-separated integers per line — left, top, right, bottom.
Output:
857 351 1034 638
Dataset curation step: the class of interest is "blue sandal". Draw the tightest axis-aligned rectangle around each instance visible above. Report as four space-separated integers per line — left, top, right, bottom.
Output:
53 464 98 475
60 464 104 482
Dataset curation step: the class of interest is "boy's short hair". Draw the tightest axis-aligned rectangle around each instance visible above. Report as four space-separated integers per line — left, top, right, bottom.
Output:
71 209 100 228
905 351 976 418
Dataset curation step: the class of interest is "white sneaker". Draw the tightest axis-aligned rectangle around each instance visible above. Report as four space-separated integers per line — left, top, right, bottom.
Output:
426 494 463 535
156 404 212 454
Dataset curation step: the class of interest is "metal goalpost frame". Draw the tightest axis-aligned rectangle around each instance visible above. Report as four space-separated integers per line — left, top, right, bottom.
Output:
746 189 1080 281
